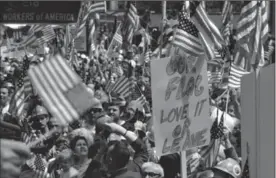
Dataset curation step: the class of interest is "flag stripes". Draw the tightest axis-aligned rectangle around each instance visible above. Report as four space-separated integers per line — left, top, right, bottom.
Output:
228 64 250 88
111 76 131 98
236 1 258 42
36 26 56 46
88 1 106 14
9 85 26 117
192 3 225 49
113 32 123 45
28 55 81 125
208 70 222 84
128 3 139 28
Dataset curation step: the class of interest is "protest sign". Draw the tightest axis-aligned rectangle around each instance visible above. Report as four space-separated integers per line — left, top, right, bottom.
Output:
151 54 211 156
0 1 80 23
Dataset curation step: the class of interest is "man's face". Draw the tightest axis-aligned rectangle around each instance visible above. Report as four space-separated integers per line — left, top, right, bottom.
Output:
0 71 6 81
0 88 9 105
108 105 121 121
142 166 162 178
30 115 49 130
227 105 235 117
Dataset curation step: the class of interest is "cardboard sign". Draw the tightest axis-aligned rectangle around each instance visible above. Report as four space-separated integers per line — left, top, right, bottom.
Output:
0 1 80 23
151 55 211 156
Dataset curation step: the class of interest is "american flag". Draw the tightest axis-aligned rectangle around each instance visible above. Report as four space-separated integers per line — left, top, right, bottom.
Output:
129 76 150 114
122 3 139 44
252 1 269 68
264 39 275 60
228 63 250 89
207 70 222 84
173 11 203 57
9 56 31 117
199 114 224 168
75 1 106 39
221 19 233 46
191 2 225 50
234 1 268 71
28 154 51 178
222 1 233 25
28 55 96 125
87 1 106 14
199 32 215 61
35 25 56 46
144 49 151 63
127 3 139 29
236 1 260 42
113 30 123 46
108 23 123 56
22 25 45 47
106 76 131 98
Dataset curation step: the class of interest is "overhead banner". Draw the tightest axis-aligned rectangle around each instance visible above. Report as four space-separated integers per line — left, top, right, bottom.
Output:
0 1 81 23
151 54 211 156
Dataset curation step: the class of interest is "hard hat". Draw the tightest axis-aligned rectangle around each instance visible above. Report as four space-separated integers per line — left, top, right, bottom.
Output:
31 105 48 117
212 158 242 178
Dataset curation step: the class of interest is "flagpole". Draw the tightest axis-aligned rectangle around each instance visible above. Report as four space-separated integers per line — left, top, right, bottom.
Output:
159 1 166 58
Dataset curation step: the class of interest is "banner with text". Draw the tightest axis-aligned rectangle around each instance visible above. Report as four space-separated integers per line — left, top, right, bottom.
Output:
151 54 211 156
0 1 80 23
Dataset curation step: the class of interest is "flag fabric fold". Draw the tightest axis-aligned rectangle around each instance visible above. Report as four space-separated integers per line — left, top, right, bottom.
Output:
228 64 250 89
191 2 226 50
234 1 269 71
28 55 96 125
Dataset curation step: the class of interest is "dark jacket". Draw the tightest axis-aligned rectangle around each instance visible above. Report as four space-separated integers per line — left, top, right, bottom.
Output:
84 138 148 178
127 138 148 173
110 167 142 178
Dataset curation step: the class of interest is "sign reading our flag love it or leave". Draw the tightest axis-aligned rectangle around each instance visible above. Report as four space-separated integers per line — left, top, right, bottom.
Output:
151 52 212 156
0 1 81 23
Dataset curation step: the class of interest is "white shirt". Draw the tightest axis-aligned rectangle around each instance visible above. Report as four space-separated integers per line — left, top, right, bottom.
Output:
1 103 10 117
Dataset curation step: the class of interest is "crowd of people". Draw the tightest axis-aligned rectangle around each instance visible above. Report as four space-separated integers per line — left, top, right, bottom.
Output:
1 2 275 178
1 35 245 178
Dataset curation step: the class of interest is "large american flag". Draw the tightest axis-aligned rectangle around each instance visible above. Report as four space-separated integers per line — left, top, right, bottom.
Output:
173 11 203 57
28 55 96 125
228 63 250 89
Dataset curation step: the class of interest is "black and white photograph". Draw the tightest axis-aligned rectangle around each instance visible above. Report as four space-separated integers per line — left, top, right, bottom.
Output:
0 1 275 178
